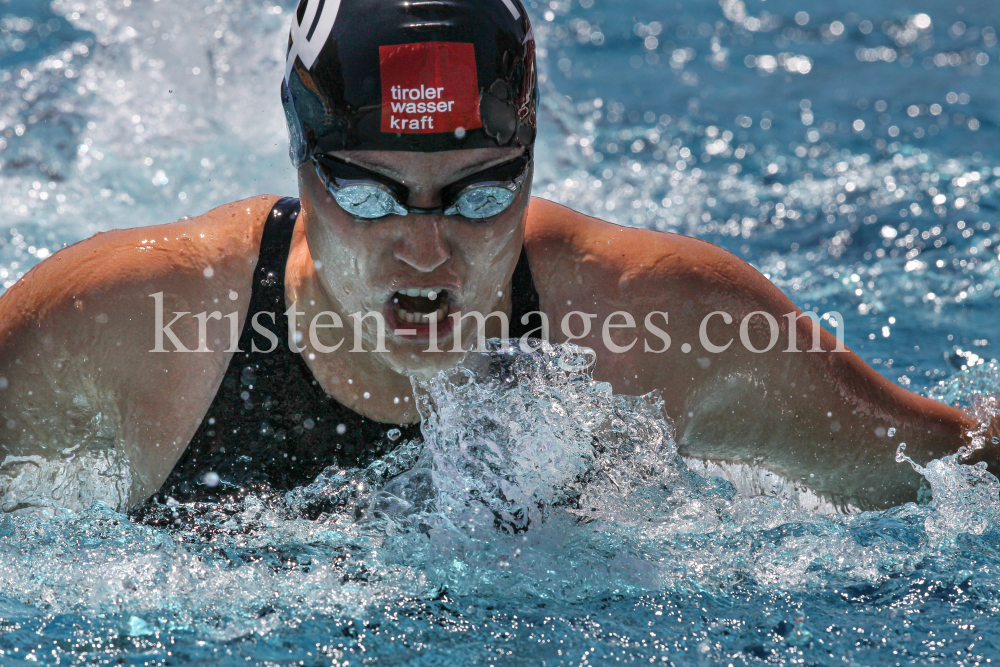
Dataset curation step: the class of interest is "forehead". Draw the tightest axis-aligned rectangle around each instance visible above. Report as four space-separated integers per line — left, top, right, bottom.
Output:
330 147 524 183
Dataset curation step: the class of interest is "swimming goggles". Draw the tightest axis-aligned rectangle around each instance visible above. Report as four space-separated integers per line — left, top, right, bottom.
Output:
312 149 531 221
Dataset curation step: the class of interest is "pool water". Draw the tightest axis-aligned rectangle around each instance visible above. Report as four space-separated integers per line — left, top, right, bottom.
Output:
2 0 1000 664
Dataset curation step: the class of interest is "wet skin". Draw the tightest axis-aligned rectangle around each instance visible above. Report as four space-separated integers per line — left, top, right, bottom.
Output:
0 148 995 510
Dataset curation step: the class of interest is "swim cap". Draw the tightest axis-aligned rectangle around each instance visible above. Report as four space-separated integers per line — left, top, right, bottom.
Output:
281 0 537 165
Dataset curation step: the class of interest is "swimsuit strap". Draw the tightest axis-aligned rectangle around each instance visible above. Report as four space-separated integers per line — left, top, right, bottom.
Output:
246 196 300 344
509 244 540 339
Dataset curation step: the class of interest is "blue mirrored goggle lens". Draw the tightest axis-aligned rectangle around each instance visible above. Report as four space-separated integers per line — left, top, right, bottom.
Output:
331 185 408 219
444 186 517 219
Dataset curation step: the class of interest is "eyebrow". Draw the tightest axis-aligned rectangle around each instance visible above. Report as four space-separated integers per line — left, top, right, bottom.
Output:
338 150 525 186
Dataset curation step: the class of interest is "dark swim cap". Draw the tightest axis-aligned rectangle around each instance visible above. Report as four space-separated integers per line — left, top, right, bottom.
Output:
281 0 537 165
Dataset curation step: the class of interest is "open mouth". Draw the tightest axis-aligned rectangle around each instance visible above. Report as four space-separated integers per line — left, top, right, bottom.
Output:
391 288 452 326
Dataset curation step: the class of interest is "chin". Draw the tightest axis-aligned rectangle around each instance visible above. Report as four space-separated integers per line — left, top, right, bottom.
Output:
376 345 468 379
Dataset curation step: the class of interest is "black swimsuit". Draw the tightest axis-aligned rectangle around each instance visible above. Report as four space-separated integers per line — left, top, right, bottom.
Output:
152 197 540 503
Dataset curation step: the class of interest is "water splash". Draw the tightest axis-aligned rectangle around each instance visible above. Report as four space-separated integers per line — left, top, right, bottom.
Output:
358 341 690 599
0 446 132 516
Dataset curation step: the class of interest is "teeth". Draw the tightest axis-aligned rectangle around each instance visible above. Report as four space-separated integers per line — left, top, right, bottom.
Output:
396 303 449 326
393 289 449 329
423 305 447 320
399 288 444 299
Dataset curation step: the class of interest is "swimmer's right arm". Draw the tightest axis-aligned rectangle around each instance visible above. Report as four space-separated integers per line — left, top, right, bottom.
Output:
0 195 281 507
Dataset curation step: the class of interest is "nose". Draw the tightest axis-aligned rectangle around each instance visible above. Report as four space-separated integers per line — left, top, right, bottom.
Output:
393 218 451 273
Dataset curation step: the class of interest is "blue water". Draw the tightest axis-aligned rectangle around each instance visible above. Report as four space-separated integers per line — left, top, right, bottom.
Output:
2 0 1000 664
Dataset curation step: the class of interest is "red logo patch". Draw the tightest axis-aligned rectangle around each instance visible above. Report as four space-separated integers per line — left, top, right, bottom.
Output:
380 42 482 135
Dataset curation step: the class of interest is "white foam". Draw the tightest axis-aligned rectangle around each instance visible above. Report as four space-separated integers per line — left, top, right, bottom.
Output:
683 457 860 515
0 448 132 517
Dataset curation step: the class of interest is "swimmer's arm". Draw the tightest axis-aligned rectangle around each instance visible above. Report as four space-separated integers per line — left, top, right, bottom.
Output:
670 297 974 511
631 236 980 510
525 198 985 511
0 195 280 507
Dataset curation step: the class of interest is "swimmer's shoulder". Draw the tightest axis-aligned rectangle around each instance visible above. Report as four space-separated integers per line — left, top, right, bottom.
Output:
0 195 281 339
0 195 283 500
523 196 774 308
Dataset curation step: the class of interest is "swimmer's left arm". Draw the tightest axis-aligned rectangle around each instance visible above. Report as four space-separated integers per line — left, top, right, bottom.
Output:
621 231 987 510
525 198 993 511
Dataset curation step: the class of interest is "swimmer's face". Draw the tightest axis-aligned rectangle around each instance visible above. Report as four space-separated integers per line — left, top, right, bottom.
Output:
298 147 531 377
